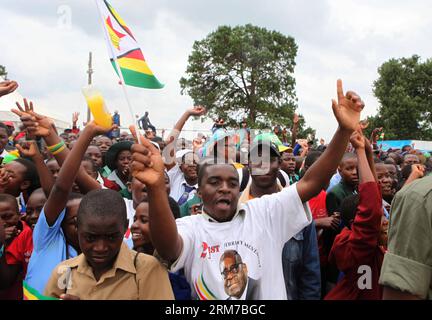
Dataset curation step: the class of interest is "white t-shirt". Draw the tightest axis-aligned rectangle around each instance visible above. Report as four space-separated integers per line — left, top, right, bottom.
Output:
168 164 198 203
171 183 312 300
123 199 135 248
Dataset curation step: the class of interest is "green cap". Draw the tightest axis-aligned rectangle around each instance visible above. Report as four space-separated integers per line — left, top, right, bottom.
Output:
253 133 290 153
2 153 18 165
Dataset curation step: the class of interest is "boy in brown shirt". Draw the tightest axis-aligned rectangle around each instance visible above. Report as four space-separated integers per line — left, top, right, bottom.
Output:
44 189 174 300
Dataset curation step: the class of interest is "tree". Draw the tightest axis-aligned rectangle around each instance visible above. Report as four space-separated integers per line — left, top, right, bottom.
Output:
0 65 7 79
180 24 314 136
367 55 432 140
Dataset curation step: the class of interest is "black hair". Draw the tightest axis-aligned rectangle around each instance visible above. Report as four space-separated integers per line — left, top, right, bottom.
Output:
0 122 12 137
402 145 412 152
197 157 238 187
0 193 19 213
340 194 360 228
67 192 84 202
340 153 357 167
0 122 9 132
13 158 41 196
384 158 396 165
77 189 127 227
304 151 322 168
168 196 180 219
151 136 163 143
400 165 412 181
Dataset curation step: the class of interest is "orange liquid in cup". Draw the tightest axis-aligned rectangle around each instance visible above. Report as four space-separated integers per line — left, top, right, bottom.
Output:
82 86 113 128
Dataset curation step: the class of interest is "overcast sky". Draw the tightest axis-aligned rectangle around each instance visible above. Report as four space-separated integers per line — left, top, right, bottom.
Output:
1 0 431 141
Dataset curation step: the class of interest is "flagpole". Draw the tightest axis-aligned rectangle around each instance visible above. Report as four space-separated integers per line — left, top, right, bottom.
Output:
94 0 143 144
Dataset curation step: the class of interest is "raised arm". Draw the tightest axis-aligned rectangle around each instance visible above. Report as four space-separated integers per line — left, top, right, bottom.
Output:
291 113 299 147
15 141 55 197
328 130 382 273
163 106 206 169
297 80 364 202
12 99 101 194
351 130 375 184
130 126 182 263
0 80 18 97
43 122 113 226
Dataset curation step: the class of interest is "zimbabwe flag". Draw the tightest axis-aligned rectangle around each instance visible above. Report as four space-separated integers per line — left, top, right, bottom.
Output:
97 0 164 89
23 282 58 300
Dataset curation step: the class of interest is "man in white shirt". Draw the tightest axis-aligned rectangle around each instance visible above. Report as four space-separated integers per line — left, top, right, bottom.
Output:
129 80 365 299
168 150 199 205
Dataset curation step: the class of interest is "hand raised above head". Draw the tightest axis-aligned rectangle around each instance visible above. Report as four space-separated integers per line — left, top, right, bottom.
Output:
84 121 116 137
188 105 207 117
0 80 18 97
331 80 365 132
72 112 80 124
11 99 53 137
349 129 365 150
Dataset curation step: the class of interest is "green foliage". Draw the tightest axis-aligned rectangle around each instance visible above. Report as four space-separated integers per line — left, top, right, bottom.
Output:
180 24 313 134
0 65 7 78
371 55 432 140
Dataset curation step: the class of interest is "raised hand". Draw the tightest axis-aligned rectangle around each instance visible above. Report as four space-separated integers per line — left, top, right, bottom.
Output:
293 113 299 124
0 80 18 97
350 130 365 150
15 141 39 158
359 120 369 130
11 99 53 137
297 139 308 149
332 80 365 132
371 127 383 143
130 126 165 187
84 121 117 137
72 112 80 125
188 105 207 117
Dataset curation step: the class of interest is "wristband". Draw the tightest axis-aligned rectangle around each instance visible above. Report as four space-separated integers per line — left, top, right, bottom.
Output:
0 244 4 259
47 140 66 153
51 145 67 156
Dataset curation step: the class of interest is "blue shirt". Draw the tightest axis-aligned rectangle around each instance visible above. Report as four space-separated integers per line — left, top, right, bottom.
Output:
25 208 78 294
327 172 342 192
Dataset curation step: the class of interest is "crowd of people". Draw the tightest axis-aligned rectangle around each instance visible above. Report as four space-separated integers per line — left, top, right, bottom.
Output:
0 79 431 300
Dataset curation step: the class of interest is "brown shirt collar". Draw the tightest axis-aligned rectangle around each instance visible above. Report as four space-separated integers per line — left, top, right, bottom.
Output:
65 242 137 283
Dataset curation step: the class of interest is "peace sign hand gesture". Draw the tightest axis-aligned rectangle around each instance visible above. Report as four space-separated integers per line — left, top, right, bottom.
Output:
11 99 54 137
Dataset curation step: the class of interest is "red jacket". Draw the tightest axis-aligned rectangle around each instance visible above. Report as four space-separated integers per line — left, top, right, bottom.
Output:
325 182 385 300
308 190 329 267
0 221 33 300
